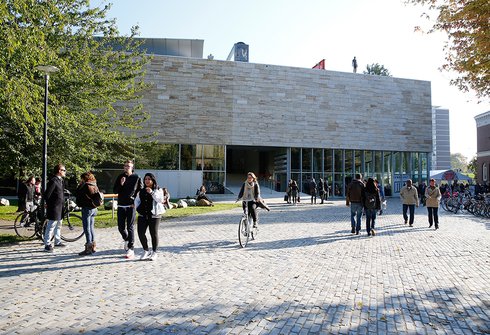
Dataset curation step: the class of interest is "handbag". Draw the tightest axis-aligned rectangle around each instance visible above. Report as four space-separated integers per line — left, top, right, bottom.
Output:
284 194 288 202
297 196 300 203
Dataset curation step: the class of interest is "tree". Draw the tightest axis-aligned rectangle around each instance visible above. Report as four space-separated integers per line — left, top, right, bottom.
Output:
406 0 490 100
467 156 477 174
0 0 151 180
450 153 468 172
363 63 392 76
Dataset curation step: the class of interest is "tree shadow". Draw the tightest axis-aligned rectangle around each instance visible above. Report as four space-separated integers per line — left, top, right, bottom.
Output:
60 285 490 334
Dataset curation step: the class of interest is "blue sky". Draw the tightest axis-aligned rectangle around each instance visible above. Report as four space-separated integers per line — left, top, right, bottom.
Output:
102 0 489 160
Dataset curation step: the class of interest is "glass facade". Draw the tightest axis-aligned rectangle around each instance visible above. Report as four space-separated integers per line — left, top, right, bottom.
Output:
114 142 429 197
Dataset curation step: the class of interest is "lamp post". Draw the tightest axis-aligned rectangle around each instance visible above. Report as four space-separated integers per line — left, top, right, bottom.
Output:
35 65 59 208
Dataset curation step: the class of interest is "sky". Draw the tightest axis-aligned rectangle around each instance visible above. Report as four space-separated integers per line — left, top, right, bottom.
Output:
101 0 489 160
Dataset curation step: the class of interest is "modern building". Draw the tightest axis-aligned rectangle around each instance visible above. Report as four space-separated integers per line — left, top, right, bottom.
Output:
475 111 490 185
431 107 451 170
105 38 433 198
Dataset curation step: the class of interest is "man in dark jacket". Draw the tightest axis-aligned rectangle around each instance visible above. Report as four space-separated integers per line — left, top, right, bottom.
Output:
43 164 67 252
113 160 143 258
346 173 365 235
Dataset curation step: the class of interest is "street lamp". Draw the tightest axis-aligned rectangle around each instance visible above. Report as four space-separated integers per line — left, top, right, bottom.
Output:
35 65 59 208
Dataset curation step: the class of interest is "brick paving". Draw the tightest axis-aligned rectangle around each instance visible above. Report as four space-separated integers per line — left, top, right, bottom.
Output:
0 199 489 334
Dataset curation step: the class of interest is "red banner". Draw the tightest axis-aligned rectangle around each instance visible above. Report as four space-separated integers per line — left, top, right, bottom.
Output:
312 59 325 70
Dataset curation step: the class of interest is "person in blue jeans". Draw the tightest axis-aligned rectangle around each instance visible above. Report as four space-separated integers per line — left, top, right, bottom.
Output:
113 160 143 258
346 173 365 235
75 172 102 256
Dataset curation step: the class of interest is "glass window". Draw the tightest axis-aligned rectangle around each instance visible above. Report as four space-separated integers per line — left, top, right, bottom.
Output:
291 148 301 172
313 148 322 173
333 173 344 197
345 150 353 175
324 149 333 173
203 172 225 194
202 145 225 171
334 149 343 173
374 151 382 173
483 163 488 182
354 150 362 174
181 144 196 170
365 150 373 177
302 148 312 175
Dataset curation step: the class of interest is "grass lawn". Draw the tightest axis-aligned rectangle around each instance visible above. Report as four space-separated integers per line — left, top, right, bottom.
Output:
0 203 239 244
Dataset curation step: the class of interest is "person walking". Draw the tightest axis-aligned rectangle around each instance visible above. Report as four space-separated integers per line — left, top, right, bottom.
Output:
113 160 143 259
346 173 365 235
425 178 441 230
290 179 299 205
310 178 317 204
76 172 102 256
135 173 165 261
400 179 419 226
318 178 326 204
43 164 67 252
363 178 381 236
374 179 385 215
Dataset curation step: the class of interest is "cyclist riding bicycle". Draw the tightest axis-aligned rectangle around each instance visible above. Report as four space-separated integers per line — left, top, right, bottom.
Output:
236 172 270 228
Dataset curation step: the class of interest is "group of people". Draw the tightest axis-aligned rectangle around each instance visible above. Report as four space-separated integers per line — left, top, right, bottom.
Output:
346 174 383 236
39 160 166 260
346 173 441 236
285 178 329 205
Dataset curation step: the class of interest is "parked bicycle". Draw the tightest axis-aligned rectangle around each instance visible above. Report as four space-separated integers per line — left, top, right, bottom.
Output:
14 190 84 242
238 203 258 248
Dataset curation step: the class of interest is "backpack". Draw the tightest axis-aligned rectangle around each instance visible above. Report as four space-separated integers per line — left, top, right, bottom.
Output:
365 192 377 209
94 190 104 207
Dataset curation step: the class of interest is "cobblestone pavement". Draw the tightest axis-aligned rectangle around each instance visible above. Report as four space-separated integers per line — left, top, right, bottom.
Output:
1 199 489 335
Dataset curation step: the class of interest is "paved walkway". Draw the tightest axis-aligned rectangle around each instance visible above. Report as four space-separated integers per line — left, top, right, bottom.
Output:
1 200 489 334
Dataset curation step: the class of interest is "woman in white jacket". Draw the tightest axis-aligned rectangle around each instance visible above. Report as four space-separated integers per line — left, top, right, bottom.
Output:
134 173 165 261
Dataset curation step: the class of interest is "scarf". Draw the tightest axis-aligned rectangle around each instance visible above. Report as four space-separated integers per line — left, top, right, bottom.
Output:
242 182 255 201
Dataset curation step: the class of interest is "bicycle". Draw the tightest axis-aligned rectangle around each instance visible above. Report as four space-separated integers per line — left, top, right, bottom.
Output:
238 202 258 248
14 190 84 242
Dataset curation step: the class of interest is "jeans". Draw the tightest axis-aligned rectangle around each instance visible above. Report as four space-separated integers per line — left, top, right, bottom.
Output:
44 219 62 246
403 204 415 225
117 206 136 249
350 202 363 232
242 201 258 223
365 208 377 233
82 207 97 244
427 207 439 227
137 216 161 252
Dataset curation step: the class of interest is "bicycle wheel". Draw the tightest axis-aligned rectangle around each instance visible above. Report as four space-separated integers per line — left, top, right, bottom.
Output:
61 213 84 242
14 212 37 239
238 216 250 248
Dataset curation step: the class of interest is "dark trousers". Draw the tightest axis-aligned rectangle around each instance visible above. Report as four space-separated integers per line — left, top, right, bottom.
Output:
427 207 439 227
402 204 415 225
137 216 160 252
365 208 377 233
117 206 136 249
242 201 258 223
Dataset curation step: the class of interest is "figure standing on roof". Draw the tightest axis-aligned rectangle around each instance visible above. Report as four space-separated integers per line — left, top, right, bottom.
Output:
352 56 358 73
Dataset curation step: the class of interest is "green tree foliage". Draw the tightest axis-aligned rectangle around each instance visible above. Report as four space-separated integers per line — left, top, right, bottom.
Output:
363 63 392 76
0 0 151 180
467 156 477 174
450 152 468 172
406 0 490 100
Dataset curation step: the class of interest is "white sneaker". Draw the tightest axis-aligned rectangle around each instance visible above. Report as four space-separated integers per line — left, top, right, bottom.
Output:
123 240 129 251
125 248 134 259
140 250 152 260
149 251 158 261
